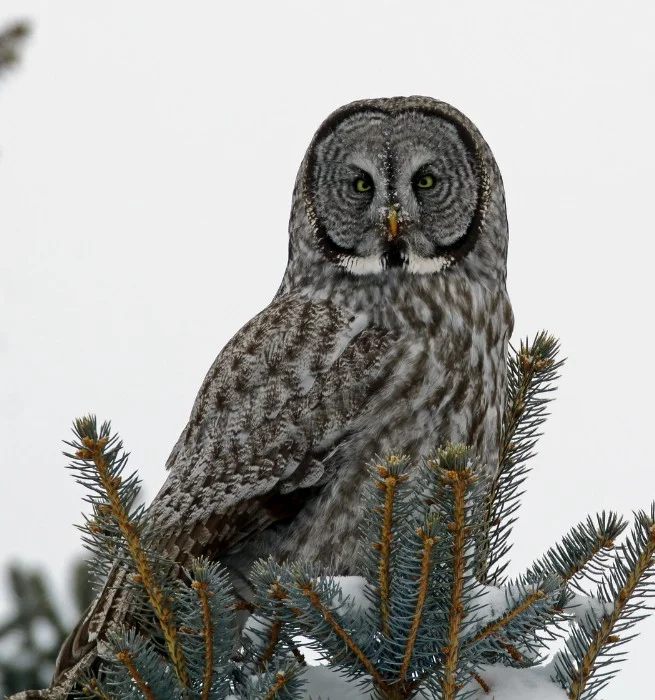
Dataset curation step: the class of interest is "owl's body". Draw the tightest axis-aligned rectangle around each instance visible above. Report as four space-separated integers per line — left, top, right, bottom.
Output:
156 281 510 589
52 96 512 688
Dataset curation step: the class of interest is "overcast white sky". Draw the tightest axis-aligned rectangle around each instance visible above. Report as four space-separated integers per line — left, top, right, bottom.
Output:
0 1 654 696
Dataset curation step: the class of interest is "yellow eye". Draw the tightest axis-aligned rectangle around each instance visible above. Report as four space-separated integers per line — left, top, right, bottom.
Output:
416 174 435 189
354 175 373 193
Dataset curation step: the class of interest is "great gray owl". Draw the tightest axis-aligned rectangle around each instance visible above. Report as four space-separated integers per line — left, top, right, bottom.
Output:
51 95 513 692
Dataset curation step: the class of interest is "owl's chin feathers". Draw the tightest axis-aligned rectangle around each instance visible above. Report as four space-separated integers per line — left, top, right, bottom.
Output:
337 251 454 276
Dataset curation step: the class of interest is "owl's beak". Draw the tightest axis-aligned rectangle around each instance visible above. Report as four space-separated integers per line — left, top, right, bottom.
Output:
387 205 399 240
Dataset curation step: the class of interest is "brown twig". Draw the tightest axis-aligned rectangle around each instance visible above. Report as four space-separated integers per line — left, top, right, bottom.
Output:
441 468 472 700
465 589 545 650
256 580 290 669
498 641 524 663
192 579 214 700
375 460 408 637
116 650 156 700
259 583 307 669
471 671 490 693
298 582 389 692
560 533 618 584
82 679 113 700
399 528 437 682
259 619 282 670
290 645 307 666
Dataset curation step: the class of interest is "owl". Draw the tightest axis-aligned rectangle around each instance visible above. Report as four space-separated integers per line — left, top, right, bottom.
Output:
52 95 513 691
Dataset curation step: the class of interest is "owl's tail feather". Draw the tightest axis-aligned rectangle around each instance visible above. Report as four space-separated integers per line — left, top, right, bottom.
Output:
51 563 133 692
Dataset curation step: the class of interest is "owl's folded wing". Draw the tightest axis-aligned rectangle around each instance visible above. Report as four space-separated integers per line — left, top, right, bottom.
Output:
149 293 397 564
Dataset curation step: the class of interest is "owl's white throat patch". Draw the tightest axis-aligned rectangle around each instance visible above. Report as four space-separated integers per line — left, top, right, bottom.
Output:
337 252 454 276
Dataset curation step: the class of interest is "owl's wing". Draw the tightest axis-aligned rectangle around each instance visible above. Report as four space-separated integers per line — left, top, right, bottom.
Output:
149 293 396 564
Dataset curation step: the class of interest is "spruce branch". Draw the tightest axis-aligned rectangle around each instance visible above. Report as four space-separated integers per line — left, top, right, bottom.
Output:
467 574 567 668
61 422 241 700
399 522 439 683
467 589 545 651
372 456 411 637
552 504 655 699
296 576 386 689
437 448 478 700
115 649 157 700
176 560 236 699
85 629 179 700
243 565 303 678
65 416 190 689
191 579 214 700
481 332 565 584
258 619 282 671
527 513 627 595
245 579 306 672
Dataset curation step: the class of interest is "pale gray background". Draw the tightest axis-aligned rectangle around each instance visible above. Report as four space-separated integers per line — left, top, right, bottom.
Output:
0 1 653 696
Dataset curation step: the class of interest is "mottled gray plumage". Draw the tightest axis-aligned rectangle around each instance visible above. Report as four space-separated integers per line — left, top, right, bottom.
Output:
52 95 513 690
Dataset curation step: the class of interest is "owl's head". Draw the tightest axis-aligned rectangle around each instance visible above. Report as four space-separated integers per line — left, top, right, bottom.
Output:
286 96 508 290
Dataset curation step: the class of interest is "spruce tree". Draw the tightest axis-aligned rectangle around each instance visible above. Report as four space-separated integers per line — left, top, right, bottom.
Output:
5 334 655 699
